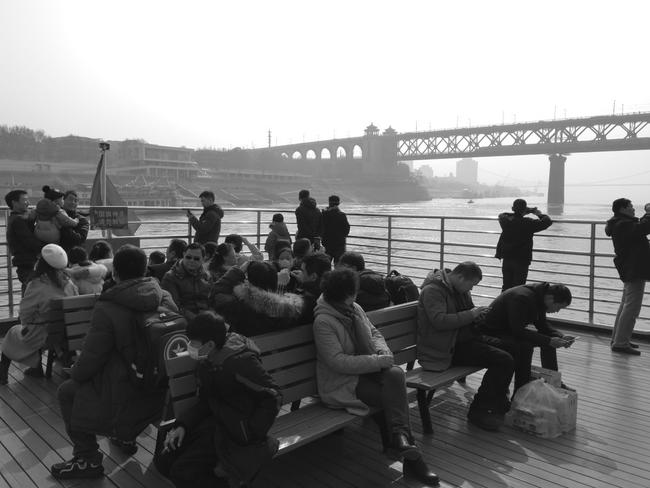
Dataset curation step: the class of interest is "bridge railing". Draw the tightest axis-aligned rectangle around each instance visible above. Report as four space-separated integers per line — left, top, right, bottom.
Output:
1 207 645 332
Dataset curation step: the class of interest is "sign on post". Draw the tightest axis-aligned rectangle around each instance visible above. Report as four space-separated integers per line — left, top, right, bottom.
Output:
90 206 129 230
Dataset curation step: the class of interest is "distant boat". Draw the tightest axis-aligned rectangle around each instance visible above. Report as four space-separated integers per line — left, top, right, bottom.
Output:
467 199 475 204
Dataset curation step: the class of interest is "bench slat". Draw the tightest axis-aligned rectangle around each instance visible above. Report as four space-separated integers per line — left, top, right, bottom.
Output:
377 320 416 340
367 302 417 325
52 294 99 310
66 323 90 338
279 381 318 405
386 333 417 353
261 344 316 371
405 365 482 390
64 309 94 325
256 324 314 353
169 374 197 399
271 362 316 388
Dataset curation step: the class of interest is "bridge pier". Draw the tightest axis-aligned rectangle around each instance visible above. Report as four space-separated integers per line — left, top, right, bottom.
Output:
547 153 566 214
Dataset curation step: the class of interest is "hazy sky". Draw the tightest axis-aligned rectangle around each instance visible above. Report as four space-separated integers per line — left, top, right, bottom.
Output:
1 0 649 193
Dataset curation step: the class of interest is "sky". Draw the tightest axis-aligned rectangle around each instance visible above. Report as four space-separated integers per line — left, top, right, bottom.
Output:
1 0 649 196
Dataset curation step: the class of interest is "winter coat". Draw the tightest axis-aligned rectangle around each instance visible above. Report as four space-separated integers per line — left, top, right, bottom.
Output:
604 212 650 282
495 211 552 264
161 260 212 320
416 269 476 371
295 197 322 241
312 297 391 416
321 206 350 257
210 267 307 336
6 210 44 269
34 198 78 244
70 277 177 439
65 262 108 294
480 282 561 346
177 333 281 483
1 274 78 367
148 259 177 282
190 203 224 244
59 209 89 252
264 222 292 261
357 269 391 312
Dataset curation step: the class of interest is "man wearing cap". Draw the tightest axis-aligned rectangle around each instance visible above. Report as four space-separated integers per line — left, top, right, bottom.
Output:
321 195 350 263
495 198 552 291
264 213 292 261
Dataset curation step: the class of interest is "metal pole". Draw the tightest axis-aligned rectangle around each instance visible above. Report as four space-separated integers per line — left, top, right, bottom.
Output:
439 217 445 270
5 209 14 316
588 223 596 323
386 216 392 274
256 211 262 249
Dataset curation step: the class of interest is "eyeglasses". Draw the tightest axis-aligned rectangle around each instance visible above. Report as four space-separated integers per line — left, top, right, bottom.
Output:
184 256 202 261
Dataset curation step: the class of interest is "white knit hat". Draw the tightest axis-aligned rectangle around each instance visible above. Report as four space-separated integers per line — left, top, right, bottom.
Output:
41 244 68 270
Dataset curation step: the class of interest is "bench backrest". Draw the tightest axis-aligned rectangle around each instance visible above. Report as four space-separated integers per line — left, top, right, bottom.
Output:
164 301 419 420
49 294 99 351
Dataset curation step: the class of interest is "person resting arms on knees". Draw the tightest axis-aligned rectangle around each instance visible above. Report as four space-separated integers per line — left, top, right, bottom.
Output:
313 268 439 485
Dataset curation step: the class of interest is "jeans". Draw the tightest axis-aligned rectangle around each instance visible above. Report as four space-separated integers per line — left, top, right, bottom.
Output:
58 379 102 462
356 366 411 437
501 258 530 292
611 280 645 348
452 336 515 412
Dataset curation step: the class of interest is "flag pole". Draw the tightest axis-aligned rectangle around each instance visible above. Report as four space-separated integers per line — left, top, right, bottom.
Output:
98 142 110 238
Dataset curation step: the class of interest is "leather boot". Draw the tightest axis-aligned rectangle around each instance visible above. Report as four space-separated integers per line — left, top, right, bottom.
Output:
387 433 419 460
0 360 9 385
403 457 440 486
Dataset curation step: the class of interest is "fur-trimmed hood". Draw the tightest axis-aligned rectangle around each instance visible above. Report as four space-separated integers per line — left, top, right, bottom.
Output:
233 283 304 319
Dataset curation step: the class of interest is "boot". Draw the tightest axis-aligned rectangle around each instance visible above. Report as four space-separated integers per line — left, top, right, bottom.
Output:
386 433 419 460
467 408 503 431
24 364 44 378
0 355 9 385
403 457 440 486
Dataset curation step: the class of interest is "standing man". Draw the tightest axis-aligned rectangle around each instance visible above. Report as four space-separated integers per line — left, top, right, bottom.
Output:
60 190 89 253
417 262 514 431
5 189 44 294
321 195 350 263
605 198 650 355
495 198 552 291
295 189 323 250
187 191 224 244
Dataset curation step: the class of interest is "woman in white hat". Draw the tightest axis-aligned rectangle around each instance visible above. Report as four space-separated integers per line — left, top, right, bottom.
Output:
0 244 78 384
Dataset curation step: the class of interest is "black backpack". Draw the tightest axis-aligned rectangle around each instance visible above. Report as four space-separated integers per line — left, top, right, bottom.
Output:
385 270 420 305
130 307 188 391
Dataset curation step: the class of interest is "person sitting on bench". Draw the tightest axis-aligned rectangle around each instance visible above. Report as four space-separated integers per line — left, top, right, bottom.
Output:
313 268 439 486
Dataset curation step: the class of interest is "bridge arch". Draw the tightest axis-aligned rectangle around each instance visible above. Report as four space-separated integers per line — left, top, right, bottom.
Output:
292 151 303 160
352 144 363 159
320 148 331 159
336 146 347 159
280 152 289 159
306 149 316 160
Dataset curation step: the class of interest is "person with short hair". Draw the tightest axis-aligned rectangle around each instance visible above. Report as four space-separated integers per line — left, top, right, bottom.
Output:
162 243 212 321
60 190 89 253
480 282 576 393
294 189 322 250
313 269 439 485
321 195 350 263
225 233 263 265
50 244 178 479
496 198 552 291
417 262 515 431
605 198 650 355
338 251 391 311
148 250 166 266
4 189 44 294
34 185 80 244
0 244 78 384
264 213 292 261
148 238 188 282
65 246 108 294
186 191 224 244
155 311 281 488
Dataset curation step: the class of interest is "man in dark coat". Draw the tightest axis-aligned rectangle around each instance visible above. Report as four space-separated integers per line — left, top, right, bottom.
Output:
59 190 89 253
188 190 224 244
156 311 281 488
4 189 44 294
51 245 178 480
480 282 575 393
604 198 650 355
148 238 188 282
495 198 552 291
294 189 323 250
321 194 350 263
337 251 391 311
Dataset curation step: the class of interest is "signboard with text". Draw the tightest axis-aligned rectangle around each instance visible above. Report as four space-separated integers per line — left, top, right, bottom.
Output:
90 206 129 230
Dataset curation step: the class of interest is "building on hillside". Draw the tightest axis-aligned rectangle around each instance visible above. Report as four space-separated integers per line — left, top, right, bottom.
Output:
111 140 206 180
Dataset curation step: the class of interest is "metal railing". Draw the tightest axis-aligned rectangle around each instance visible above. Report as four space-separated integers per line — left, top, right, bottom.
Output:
1 206 645 332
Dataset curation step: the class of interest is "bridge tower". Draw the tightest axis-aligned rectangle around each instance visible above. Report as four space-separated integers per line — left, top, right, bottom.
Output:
547 153 567 213
361 123 399 174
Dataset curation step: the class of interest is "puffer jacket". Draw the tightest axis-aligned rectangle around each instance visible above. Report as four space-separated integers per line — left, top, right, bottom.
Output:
416 269 476 371
190 203 224 244
495 211 552 264
34 198 78 244
605 212 650 282
312 297 391 416
264 221 292 261
6 210 43 268
321 206 350 255
295 197 322 240
161 260 212 320
70 277 177 439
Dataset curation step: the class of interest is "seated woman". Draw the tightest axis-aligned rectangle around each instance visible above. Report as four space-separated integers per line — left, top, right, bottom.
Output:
207 242 237 283
65 246 108 294
312 269 439 485
89 239 114 276
0 244 79 384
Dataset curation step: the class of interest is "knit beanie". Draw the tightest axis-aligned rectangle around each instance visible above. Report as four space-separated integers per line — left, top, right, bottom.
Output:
43 185 65 201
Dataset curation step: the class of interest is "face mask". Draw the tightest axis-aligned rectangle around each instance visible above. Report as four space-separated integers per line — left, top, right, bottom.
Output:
187 343 209 360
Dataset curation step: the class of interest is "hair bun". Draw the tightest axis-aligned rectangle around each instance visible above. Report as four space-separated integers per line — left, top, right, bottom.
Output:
42 185 51 192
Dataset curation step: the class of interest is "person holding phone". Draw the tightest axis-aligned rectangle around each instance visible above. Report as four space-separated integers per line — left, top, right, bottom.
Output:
187 191 224 245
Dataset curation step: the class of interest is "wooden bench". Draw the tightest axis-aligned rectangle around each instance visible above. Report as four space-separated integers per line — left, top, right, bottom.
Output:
161 301 483 456
45 294 98 377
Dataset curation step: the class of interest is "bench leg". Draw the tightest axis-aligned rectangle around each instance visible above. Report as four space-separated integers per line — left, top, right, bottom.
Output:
417 389 436 435
457 376 467 384
406 360 415 371
45 349 55 378
290 400 301 411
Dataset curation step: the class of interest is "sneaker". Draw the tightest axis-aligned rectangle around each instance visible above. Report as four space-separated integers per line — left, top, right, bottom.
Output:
24 365 44 378
109 437 138 456
51 456 104 479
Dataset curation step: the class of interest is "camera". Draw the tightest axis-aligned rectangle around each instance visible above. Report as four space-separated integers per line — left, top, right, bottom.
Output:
99 142 110 151
527 207 538 214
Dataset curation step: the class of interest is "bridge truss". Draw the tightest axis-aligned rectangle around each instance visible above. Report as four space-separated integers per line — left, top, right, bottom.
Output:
397 113 650 160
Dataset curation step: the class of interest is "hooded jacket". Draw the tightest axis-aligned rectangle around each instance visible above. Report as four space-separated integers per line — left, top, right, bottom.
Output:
65 261 108 294
70 277 177 439
312 297 391 416
480 282 560 346
161 260 212 320
295 197 322 241
495 211 552 263
604 212 650 282
416 269 477 371
356 269 391 312
34 198 78 244
321 205 350 253
190 203 224 244
264 221 292 261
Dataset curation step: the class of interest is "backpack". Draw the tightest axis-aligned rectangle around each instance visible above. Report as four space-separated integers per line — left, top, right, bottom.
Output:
384 270 420 305
130 307 188 391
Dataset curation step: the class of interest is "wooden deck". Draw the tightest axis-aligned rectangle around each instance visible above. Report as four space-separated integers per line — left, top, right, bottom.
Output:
1 329 649 488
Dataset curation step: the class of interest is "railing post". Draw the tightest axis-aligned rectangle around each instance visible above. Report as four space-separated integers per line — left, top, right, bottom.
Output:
588 223 596 323
386 216 392 274
439 217 445 270
187 219 193 242
256 210 262 249
6 246 14 317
